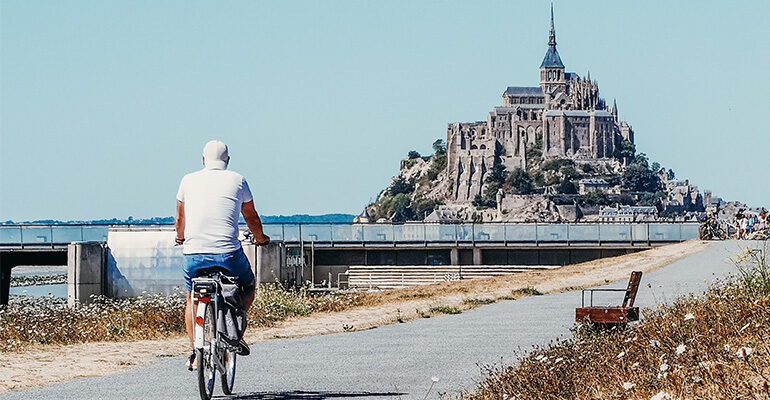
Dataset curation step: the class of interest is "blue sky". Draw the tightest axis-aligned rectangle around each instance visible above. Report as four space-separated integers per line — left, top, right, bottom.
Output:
1 1 768 221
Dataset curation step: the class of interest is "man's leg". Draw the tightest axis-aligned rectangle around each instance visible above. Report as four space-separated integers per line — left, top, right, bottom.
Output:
185 290 194 348
242 279 256 312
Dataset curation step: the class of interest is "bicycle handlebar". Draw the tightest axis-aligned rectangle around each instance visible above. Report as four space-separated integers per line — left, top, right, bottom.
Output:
174 230 270 247
242 230 270 247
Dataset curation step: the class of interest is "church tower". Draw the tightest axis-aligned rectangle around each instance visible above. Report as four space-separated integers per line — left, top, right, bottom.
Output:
539 4 566 102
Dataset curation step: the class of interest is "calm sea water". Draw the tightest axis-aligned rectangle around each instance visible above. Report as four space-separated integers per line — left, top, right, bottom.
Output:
10 265 67 298
10 284 67 298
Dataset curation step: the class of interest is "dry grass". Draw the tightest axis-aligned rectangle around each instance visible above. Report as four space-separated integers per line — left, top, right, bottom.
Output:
0 285 367 351
461 243 770 400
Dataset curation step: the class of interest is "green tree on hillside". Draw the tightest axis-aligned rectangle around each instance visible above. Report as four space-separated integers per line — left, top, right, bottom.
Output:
389 177 414 196
622 162 660 192
541 158 573 171
389 193 412 222
557 179 578 194
508 168 534 194
407 150 421 159
614 139 636 159
432 139 446 155
584 190 611 206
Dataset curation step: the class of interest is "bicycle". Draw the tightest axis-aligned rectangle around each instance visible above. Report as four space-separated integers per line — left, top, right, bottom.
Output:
192 267 242 400
190 231 269 400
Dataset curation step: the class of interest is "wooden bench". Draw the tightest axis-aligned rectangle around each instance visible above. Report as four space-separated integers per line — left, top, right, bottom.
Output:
575 271 642 326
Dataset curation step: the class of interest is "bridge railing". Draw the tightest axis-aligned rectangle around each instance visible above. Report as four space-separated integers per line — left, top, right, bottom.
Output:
0 222 700 248
261 222 698 245
0 225 110 248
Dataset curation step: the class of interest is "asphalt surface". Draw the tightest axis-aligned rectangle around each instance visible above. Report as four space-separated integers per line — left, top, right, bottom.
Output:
4 241 754 400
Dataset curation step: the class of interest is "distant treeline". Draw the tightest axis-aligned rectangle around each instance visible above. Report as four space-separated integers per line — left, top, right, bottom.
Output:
2 214 355 225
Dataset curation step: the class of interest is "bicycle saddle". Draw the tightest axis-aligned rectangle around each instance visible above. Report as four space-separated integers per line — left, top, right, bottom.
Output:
195 266 229 278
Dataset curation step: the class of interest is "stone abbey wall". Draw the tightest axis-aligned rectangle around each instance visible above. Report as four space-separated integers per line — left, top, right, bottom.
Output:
446 8 634 202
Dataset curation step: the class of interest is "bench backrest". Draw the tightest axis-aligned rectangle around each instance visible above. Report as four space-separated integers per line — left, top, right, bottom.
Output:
622 271 643 308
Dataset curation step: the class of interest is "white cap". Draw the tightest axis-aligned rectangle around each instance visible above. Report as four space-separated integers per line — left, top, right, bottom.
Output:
202 140 229 170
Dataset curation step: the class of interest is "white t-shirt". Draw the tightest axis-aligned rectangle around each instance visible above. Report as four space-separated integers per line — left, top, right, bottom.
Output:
176 168 253 254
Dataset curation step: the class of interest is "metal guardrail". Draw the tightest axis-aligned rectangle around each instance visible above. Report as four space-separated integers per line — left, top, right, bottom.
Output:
0 222 700 248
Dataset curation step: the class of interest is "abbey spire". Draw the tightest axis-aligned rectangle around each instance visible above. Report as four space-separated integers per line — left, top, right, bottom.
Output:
540 3 564 69
548 2 556 46
539 3 565 96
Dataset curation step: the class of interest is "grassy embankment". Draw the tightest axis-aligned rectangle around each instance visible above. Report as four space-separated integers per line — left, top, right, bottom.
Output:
461 242 770 400
0 282 545 352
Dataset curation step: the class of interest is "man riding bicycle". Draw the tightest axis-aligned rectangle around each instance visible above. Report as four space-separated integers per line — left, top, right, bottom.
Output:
175 140 270 370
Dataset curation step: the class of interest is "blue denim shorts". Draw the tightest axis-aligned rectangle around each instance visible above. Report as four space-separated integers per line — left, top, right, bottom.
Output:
183 248 255 291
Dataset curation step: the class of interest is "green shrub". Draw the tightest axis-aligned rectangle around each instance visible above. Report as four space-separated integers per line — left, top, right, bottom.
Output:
732 243 770 296
463 298 496 305
508 168 534 194
432 139 446 155
429 306 461 315
580 163 595 173
560 165 581 180
512 287 543 296
389 193 412 222
389 177 414 196
557 179 578 194
583 190 611 206
541 158 574 171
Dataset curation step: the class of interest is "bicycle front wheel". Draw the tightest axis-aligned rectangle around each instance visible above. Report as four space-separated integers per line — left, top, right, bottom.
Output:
197 303 216 400
221 349 237 395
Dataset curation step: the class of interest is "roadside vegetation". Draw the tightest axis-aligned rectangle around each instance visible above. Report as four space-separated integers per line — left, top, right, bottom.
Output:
0 272 555 352
461 243 770 399
0 285 366 351
0 279 547 352
0 242 706 354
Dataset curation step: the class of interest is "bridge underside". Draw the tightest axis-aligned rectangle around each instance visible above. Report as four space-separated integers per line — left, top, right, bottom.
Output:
294 246 647 286
311 246 643 266
0 249 68 304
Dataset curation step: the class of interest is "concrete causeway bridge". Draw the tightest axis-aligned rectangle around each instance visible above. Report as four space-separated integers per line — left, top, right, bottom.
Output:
0 222 699 305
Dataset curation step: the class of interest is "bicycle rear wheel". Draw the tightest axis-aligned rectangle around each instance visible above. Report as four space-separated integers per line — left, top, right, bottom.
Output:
220 349 237 395
197 303 216 400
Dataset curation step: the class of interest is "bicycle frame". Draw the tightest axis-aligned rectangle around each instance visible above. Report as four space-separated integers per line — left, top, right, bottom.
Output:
192 276 231 375
191 277 217 350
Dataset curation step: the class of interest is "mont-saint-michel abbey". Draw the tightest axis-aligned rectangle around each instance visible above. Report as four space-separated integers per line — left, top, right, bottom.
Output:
447 6 633 202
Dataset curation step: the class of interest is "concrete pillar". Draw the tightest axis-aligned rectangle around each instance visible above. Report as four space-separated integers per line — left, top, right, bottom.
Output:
255 243 284 284
450 248 459 266
67 242 106 307
472 248 482 265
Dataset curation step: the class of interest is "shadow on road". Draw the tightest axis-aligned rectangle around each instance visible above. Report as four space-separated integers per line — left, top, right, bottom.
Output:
219 390 406 399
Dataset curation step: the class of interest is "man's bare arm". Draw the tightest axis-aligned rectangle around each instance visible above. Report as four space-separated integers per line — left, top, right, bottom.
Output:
241 201 269 244
175 200 185 244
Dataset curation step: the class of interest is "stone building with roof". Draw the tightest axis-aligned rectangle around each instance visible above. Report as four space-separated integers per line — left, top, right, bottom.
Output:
447 5 635 202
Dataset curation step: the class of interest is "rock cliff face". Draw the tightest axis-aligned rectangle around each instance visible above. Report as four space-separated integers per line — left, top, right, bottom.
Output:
366 145 571 223
366 136 716 224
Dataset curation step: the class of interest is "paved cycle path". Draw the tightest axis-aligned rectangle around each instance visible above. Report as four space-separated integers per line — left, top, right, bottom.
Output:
4 241 752 400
